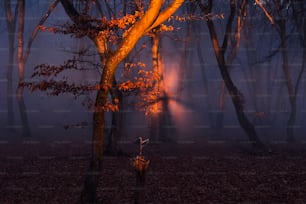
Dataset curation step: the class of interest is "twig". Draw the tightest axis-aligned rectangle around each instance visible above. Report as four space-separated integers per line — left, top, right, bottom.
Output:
255 0 275 25
23 0 60 64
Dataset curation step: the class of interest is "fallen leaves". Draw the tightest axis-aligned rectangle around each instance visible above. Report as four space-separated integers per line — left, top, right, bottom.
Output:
2 141 306 203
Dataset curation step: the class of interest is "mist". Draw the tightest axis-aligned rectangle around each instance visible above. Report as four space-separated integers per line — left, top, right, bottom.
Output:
1 1 306 203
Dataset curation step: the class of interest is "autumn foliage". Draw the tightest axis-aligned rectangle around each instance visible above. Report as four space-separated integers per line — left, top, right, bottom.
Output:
22 5 184 115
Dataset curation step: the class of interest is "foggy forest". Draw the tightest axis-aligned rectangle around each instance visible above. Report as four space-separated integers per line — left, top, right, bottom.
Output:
1 0 306 203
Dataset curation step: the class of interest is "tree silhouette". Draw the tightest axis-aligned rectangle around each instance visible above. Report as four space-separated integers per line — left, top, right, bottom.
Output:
58 1 184 202
198 0 266 150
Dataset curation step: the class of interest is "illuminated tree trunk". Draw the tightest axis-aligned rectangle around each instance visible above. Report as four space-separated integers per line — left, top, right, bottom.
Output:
5 0 31 137
17 0 25 96
23 0 60 64
149 32 162 142
199 0 266 150
150 32 170 142
60 0 184 202
15 0 31 137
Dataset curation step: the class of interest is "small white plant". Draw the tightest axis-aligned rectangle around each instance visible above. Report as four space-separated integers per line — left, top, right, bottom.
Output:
138 137 149 156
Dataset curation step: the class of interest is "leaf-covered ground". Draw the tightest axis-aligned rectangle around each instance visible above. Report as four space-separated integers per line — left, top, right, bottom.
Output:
1 134 306 203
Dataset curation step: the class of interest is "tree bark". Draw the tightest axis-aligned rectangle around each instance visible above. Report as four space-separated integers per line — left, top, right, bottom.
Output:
149 32 162 142
16 0 32 137
134 170 146 204
17 0 25 97
17 95 31 138
216 81 226 130
279 20 297 142
5 0 18 132
150 32 170 142
133 155 149 204
199 0 266 150
23 0 60 64
105 77 123 155
293 1 306 138
60 0 184 202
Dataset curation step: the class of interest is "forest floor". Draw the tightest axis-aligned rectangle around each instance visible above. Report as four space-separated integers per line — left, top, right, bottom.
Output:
1 132 306 203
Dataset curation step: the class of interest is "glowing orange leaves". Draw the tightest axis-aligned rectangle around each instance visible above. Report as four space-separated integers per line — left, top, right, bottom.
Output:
38 25 57 33
158 24 174 32
113 98 119 104
124 61 146 70
94 102 119 112
109 11 142 30
132 155 150 172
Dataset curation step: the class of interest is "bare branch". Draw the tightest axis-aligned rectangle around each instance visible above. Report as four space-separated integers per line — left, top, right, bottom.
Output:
5 0 19 31
221 0 236 53
146 0 185 32
60 0 83 25
23 0 60 64
255 0 275 24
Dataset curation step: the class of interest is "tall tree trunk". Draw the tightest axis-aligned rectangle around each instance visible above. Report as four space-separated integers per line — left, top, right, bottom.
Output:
215 0 246 133
7 30 15 132
279 20 297 142
17 96 31 137
17 0 25 97
81 62 114 203
23 0 60 64
149 32 163 142
133 155 149 204
16 0 31 137
134 164 147 204
5 0 18 132
199 0 266 150
150 32 170 142
293 1 306 135
216 81 226 131
105 77 123 155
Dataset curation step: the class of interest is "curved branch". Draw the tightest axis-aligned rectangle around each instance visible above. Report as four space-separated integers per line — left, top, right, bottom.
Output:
146 0 184 32
221 0 236 53
23 0 60 64
60 0 83 25
255 0 275 24
107 0 164 71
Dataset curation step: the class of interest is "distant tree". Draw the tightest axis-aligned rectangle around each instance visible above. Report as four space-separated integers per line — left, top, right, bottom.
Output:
255 0 306 141
4 0 59 137
5 0 18 132
198 0 266 150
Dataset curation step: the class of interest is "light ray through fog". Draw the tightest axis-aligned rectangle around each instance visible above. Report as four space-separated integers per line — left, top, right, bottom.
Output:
163 62 196 140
